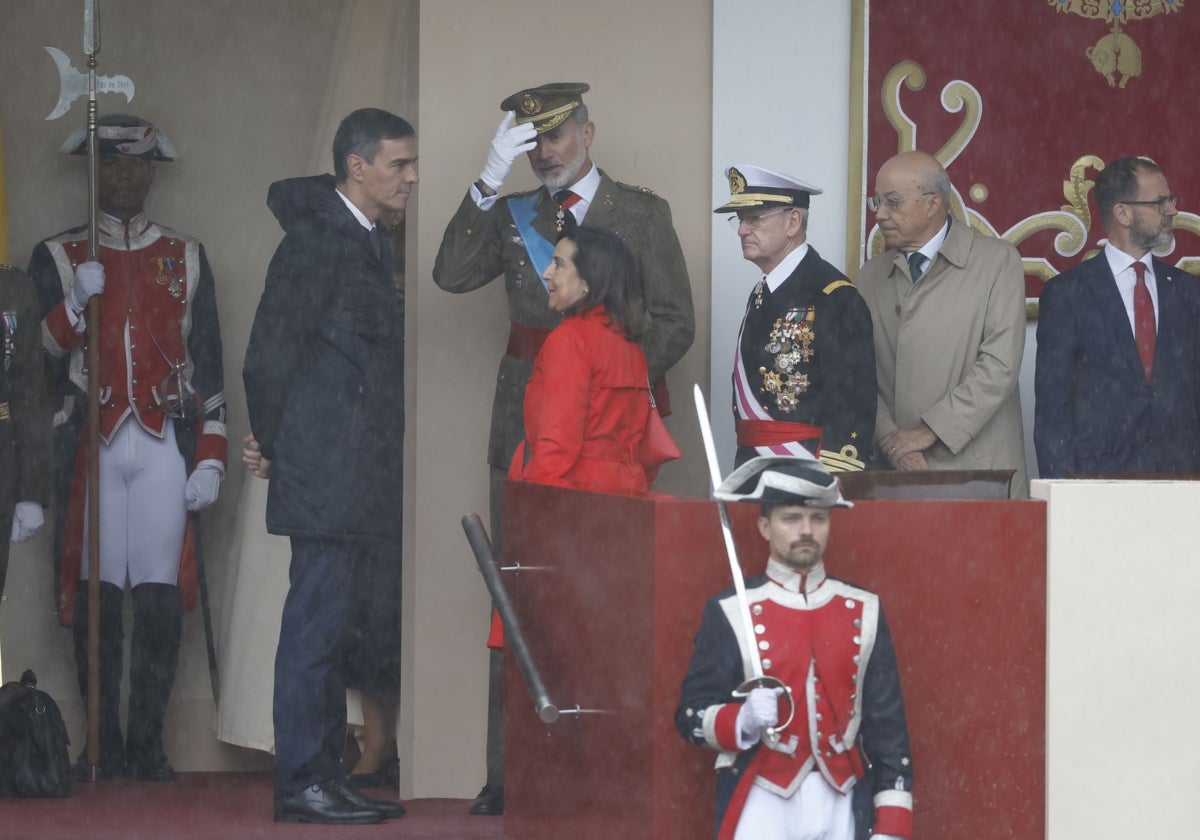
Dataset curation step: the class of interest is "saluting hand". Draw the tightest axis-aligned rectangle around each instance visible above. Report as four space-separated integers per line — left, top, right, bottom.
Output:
478 111 537 194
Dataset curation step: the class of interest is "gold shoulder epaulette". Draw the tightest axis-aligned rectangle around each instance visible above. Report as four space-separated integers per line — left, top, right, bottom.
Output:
506 187 541 199
822 279 854 295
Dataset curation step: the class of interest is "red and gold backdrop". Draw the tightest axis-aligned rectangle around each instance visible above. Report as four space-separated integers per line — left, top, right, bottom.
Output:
848 0 1200 305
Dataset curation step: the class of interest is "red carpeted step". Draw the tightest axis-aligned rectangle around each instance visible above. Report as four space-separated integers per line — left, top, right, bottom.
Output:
0 772 505 839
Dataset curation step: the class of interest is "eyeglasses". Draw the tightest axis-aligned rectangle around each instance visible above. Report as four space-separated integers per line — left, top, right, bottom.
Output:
1121 195 1179 212
866 192 935 213
727 208 791 230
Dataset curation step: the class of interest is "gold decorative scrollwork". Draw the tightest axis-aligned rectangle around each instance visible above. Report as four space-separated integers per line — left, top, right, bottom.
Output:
880 61 926 154
936 81 982 168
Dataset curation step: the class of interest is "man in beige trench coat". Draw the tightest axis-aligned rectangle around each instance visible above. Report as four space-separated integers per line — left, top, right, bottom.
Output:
855 151 1028 497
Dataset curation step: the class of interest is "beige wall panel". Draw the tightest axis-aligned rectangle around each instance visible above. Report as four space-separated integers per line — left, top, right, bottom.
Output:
1034 479 1200 838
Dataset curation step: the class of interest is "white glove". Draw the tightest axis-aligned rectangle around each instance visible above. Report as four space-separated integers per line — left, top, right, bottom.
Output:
869 835 906 840
10 502 45 543
185 464 223 512
68 261 105 312
478 112 538 191
736 686 783 742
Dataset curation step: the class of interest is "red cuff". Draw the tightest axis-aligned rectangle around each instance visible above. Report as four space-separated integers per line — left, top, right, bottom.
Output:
195 427 228 467
873 803 913 838
712 703 743 751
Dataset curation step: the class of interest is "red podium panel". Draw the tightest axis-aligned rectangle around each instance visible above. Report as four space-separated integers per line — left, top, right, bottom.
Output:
501 481 1046 839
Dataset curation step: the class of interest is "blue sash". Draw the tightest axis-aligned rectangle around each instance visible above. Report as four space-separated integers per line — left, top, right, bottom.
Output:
507 193 553 290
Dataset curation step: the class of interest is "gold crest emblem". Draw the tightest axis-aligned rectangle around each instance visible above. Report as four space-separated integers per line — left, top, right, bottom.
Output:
521 94 542 116
729 167 747 195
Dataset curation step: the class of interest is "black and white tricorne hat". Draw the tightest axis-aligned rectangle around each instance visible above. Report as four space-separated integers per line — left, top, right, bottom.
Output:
715 456 852 508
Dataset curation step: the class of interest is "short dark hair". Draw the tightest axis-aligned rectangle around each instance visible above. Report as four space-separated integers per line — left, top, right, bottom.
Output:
332 108 415 182
1096 156 1161 226
556 226 647 341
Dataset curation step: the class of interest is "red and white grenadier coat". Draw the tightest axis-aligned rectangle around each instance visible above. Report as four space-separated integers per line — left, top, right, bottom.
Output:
677 558 913 839
32 211 227 624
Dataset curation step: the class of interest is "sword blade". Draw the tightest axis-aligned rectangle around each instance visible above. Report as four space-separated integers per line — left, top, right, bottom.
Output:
693 384 763 678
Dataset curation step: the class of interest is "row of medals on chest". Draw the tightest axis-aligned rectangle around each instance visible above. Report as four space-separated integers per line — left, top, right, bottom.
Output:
759 287 816 414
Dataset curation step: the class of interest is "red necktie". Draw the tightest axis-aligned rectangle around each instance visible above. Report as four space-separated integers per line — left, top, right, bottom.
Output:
1132 261 1156 382
554 190 581 233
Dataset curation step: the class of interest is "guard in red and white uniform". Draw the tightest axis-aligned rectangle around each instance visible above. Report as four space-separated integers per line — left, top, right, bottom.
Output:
29 115 226 781
677 458 912 840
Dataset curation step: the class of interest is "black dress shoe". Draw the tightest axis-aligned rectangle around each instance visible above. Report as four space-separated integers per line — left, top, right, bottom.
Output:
468 784 504 816
332 779 407 819
274 781 385 824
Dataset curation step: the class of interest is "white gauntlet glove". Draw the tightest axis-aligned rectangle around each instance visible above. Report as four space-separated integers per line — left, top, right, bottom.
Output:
185 464 223 512
478 112 538 191
736 686 783 744
69 261 105 313
10 502 45 543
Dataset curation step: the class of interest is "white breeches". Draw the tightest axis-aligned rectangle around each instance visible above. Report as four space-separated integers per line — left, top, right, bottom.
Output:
734 770 855 840
82 419 187 587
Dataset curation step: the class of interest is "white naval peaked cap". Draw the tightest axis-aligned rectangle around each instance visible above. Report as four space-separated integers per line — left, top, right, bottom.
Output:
714 164 823 213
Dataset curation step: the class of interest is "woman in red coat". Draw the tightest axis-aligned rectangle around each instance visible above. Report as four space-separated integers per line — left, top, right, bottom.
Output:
509 226 652 494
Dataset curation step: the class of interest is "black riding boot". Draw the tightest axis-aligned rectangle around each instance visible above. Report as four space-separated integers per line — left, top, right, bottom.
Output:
72 580 126 779
125 582 181 781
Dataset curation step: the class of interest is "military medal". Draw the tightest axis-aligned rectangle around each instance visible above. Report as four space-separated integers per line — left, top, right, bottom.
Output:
759 307 816 413
152 256 184 299
754 279 766 309
2 311 15 372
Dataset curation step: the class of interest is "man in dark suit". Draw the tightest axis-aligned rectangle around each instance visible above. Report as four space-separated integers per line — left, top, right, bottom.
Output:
714 164 875 470
243 108 414 824
433 82 695 816
1035 156 1200 478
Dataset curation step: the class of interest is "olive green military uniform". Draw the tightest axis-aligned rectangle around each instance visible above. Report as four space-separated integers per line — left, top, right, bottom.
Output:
434 169 694 471
0 265 52 596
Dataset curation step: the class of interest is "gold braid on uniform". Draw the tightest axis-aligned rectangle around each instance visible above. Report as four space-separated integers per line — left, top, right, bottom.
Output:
820 446 865 472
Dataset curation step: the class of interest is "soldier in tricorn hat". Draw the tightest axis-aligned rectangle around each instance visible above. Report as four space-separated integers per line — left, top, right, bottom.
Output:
715 164 876 472
28 113 227 782
433 82 695 816
677 456 914 840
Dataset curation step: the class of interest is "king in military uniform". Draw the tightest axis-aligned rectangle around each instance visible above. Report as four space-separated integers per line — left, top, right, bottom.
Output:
433 82 695 816
716 165 875 471
28 115 227 781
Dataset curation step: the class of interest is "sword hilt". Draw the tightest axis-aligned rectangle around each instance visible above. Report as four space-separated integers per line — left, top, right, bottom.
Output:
733 675 796 748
